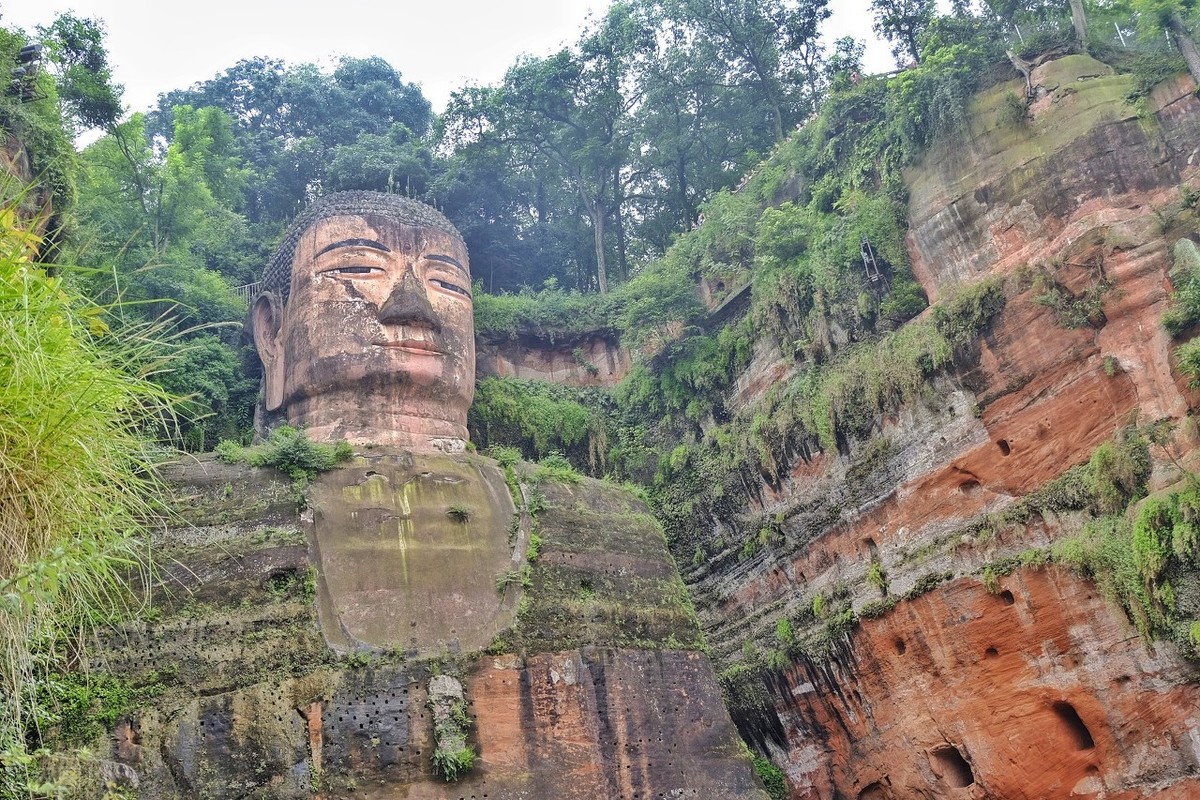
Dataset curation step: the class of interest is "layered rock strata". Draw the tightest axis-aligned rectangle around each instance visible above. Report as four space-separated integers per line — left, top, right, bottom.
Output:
690 57 1200 798
89 454 764 799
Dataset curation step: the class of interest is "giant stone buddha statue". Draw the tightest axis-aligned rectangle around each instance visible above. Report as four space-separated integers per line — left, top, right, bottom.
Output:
252 192 515 655
253 191 475 454
214 191 764 798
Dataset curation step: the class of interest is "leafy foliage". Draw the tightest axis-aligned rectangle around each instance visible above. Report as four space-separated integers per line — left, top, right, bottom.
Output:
1054 474 1200 654
0 27 77 220
35 13 123 132
1164 238 1200 337
0 218 171 790
752 753 788 800
215 425 353 482
469 377 609 471
473 283 613 341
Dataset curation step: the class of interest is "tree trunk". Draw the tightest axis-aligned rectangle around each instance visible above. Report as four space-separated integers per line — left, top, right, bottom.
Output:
1169 12 1200 87
677 155 693 229
612 169 628 283
588 200 608 294
905 30 921 65
1069 0 1088 53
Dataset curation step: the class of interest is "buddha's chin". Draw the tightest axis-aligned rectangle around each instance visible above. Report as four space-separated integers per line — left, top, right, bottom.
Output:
288 406 470 454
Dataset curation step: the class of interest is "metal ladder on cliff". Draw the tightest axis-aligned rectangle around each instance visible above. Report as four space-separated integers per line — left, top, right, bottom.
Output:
861 235 889 291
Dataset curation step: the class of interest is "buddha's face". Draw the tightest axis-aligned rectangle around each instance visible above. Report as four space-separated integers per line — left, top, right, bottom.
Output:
254 213 475 447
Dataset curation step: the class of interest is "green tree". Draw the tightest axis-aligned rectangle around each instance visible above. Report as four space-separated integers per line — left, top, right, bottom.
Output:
659 0 832 141
35 13 122 131
73 108 246 322
434 86 595 292
629 1 777 244
151 56 431 225
871 0 937 64
1133 0 1200 83
70 108 253 446
495 4 654 292
327 123 433 194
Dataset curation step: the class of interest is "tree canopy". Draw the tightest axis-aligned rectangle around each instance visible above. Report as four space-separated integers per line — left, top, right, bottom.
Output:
12 0 1200 448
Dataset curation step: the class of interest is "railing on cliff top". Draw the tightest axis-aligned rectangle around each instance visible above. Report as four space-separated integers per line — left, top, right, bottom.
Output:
235 282 260 304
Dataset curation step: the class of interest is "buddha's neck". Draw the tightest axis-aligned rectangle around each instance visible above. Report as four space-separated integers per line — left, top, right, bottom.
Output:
285 391 469 455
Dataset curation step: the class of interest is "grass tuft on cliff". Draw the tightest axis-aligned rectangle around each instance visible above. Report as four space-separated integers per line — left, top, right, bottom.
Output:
0 213 173 790
215 425 353 482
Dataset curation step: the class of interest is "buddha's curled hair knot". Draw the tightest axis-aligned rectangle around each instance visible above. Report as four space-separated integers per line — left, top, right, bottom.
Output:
261 191 465 306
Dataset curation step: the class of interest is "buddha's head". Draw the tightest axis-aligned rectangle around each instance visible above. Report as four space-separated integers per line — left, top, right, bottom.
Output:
252 192 474 453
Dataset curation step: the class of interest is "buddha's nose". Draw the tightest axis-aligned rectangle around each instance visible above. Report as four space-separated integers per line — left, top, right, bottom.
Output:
377 270 442 332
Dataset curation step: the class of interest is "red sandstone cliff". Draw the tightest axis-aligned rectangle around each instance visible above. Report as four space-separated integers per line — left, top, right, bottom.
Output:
695 56 1200 799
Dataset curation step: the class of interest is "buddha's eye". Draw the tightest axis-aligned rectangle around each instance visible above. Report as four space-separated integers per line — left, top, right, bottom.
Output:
320 266 383 277
431 278 471 299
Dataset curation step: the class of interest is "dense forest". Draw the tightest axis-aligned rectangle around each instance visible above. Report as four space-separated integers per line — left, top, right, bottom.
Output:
5 0 1200 795
10 0 1197 452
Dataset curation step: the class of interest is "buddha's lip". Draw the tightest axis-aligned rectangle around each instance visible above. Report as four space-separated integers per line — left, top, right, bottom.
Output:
373 340 442 354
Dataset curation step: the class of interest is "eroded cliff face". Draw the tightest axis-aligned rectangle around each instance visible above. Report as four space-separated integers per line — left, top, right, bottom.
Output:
477 332 632 387
690 56 1200 798
1 130 55 241
89 455 764 799
767 570 1200 799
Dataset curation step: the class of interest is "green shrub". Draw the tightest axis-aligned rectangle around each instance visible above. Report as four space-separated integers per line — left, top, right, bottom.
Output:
866 560 889 596
1084 435 1151 515
473 283 610 341
526 532 543 562
774 617 794 646
752 754 788 800
1126 50 1189 100
1163 240 1200 337
0 218 172 785
1033 274 1112 329
903 571 953 600
859 597 898 618
879 276 929 327
1053 481 1200 647
532 451 582 485
1174 339 1200 387
432 745 475 781
216 425 353 482
932 277 1006 353
469 377 606 470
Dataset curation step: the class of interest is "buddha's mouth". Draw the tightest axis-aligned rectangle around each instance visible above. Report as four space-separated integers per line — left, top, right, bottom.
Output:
374 325 442 355
374 340 442 355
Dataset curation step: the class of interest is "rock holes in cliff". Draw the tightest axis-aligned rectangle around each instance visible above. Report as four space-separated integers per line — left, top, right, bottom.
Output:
863 537 879 558
858 783 887 800
894 638 906 655
999 589 1015 605
958 479 981 496
1052 701 1095 750
928 744 974 788
985 646 999 658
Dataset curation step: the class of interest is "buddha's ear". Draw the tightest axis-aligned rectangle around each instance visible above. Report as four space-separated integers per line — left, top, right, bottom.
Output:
252 292 285 411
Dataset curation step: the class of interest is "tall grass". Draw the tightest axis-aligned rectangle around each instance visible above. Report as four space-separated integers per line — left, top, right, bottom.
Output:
0 209 172 792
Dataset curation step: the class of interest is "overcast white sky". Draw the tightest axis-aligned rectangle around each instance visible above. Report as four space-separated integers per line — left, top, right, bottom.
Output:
0 0 894 117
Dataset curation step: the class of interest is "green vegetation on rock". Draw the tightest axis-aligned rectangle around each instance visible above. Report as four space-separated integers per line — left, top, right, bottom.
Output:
215 425 353 482
0 217 171 792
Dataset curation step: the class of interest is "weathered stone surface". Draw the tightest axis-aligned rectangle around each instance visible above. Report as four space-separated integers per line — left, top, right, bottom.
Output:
477 332 632 386
253 194 477 454
1 131 55 242
94 459 764 799
308 452 519 655
684 58 1200 799
758 571 1200 799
